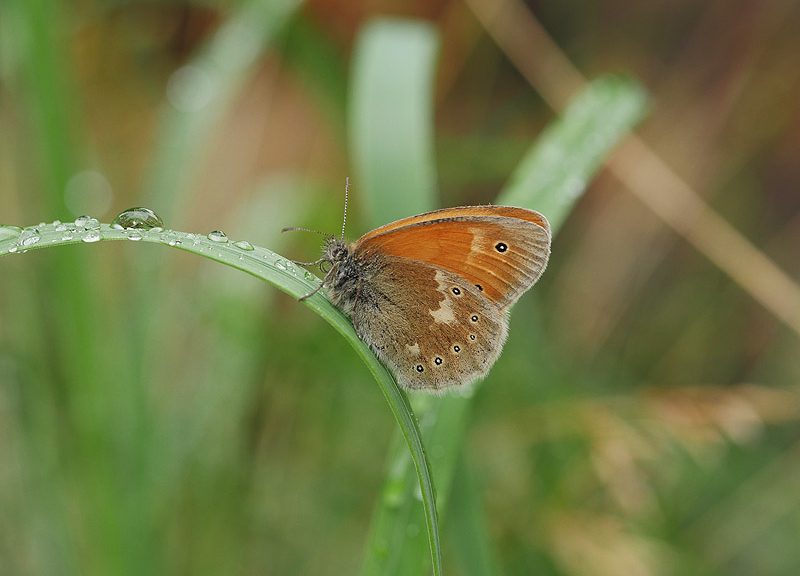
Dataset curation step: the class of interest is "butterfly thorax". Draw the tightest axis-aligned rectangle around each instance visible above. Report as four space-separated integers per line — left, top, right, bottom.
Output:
323 237 380 315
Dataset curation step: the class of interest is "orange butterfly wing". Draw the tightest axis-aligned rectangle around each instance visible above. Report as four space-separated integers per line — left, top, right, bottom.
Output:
354 206 551 307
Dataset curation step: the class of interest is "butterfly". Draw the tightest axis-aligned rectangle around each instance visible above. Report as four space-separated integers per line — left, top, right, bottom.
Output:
289 187 551 393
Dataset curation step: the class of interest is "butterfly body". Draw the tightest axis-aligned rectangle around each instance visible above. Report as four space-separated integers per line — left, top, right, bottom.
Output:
320 205 551 393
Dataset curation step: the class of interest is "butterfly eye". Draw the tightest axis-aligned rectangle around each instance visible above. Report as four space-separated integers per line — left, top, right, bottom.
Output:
495 242 508 253
415 364 424 373
451 287 461 296
470 315 479 323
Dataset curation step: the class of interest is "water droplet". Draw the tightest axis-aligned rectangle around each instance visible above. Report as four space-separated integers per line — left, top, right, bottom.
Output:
62 232 75 241
0 226 22 242
51 220 61 227
303 270 316 282
8 245 18 253
207 230 228 243
169 239 181 247
233 240 254 251
82 230 101 243
74 215 92 227
112 207 164 230
19 229 40 247
274 259 288 271
148 226 164 234
126 230 143 241
55 223 69 232
84 217 100 230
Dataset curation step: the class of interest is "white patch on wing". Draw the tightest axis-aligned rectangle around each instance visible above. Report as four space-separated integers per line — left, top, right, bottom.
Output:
406 343 421 355
429 298 456 324
429 271 457 324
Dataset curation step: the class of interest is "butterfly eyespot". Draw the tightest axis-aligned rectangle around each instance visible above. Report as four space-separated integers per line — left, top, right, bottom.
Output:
453 345 461 353
469 334 476 341
434 357 443 365
475 284 483 292
416 364 424 373
495 242 508 253
451 287 461 296
470 315 479 323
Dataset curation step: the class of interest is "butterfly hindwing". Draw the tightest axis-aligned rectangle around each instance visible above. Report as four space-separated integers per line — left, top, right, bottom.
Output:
344 254 508 392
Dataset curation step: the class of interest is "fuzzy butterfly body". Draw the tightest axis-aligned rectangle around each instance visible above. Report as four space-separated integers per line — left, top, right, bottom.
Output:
321 205 551 393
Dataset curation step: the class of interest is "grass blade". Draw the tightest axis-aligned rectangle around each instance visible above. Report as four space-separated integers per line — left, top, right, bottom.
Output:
356 74 647 575
0 221 439 576
349 18 440 226
348 18 443 576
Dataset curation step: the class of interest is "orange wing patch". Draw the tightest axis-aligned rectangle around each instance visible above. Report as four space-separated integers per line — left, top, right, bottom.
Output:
355 209 550 308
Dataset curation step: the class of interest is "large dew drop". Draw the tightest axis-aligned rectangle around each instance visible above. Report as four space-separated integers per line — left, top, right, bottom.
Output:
207 230 228 243
112 207 164 230
233 240 254 251
18 228 41 247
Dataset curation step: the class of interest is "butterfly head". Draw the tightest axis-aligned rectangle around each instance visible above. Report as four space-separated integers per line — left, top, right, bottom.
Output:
323 236 349 264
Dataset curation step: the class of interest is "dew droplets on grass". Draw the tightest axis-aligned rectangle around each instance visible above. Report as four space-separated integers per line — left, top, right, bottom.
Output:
233 240 254 251
126 230 144 241
0 226 22 242
112 207 164 230
159 230 182 247
74 215 92 227
83 218 100 230
82 230 101 243
207 230 228 243
19 229 41 247
274 258 294 272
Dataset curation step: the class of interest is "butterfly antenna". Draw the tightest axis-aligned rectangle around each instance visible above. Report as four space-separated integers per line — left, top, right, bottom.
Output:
281 226 330 236
340 177 349 240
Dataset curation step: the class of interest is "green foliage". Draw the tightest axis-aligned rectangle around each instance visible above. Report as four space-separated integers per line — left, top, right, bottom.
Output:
2 3 798 576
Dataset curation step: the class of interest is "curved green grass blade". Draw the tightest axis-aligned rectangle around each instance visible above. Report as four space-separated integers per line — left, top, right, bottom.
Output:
0 221 439 576
348 18 443 575
356 74 648 575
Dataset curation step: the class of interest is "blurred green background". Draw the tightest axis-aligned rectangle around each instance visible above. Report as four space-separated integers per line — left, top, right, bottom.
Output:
2 0 800 575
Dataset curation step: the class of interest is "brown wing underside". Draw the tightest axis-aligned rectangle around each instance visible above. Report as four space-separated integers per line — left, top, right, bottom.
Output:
354 208 551 308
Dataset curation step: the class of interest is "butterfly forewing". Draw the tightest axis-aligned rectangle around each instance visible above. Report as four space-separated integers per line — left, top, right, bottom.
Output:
355 208 550 308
